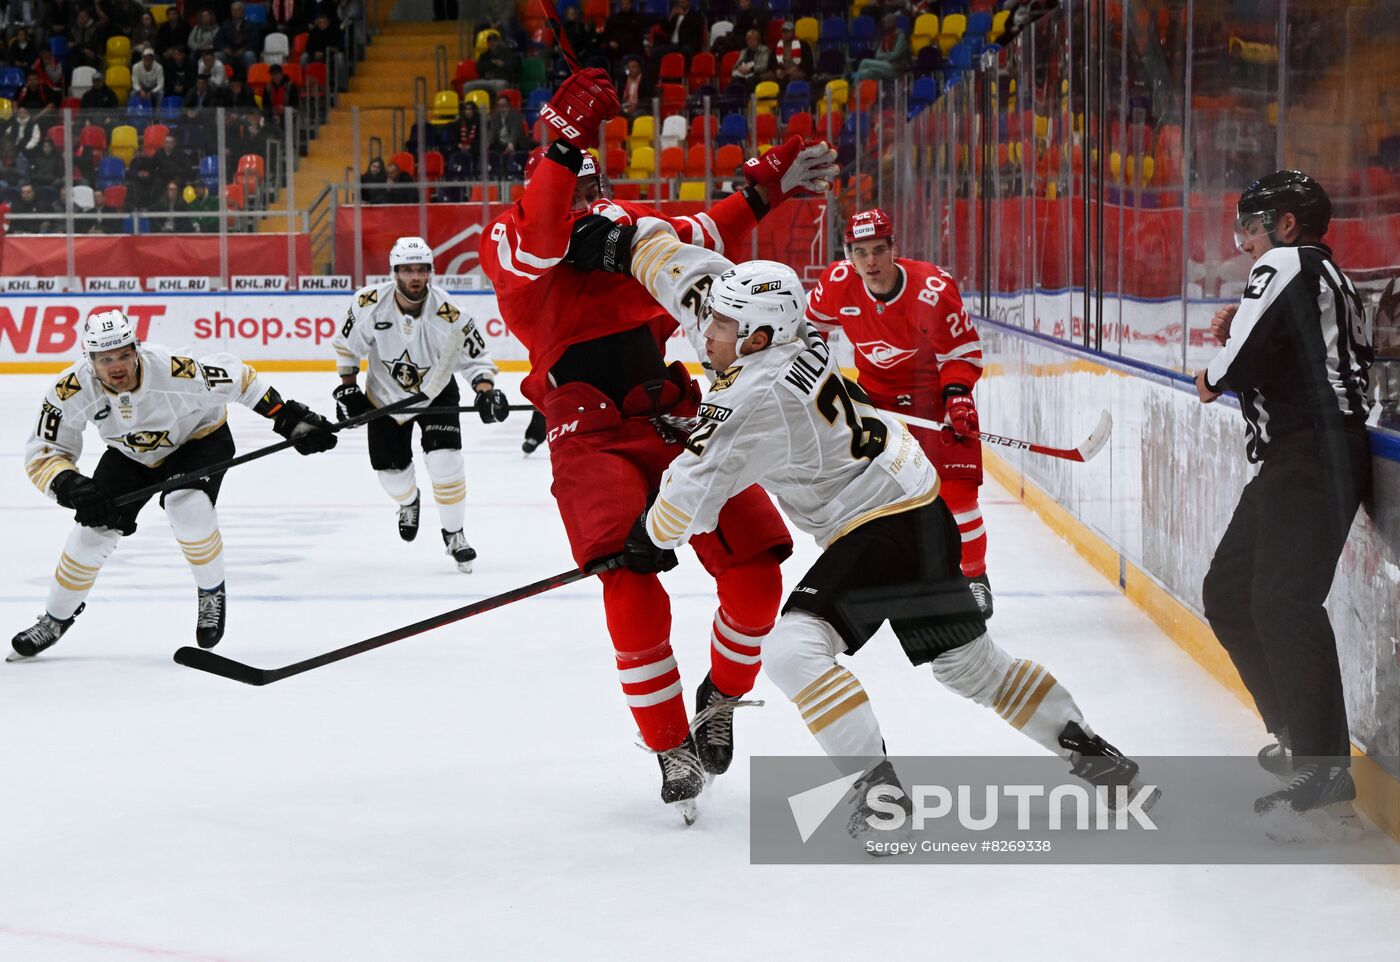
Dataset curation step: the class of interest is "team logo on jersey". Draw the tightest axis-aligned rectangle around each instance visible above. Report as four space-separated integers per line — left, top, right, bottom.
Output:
854 340 918 369
711 367 743 392
1243 264 1277 299
119 430 175 453
54 372 82 401
358 289 379 308
436 302 461 324
171 356 197 379
382 349 430 391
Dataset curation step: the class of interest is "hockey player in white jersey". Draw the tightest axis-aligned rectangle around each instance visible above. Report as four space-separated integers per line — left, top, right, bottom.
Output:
565 219 1155 829
14 310 338 658
331 236 509 572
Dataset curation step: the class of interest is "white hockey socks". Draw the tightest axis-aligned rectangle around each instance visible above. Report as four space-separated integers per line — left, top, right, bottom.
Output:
47 524 121 619
764 611 886 760
377 465 419 505
929 633 1087 758
165 488 225 591
424 448 466 532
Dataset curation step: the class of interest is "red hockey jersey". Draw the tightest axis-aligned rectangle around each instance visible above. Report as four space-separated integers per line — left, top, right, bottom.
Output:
478 151 762 405
805 257 982 413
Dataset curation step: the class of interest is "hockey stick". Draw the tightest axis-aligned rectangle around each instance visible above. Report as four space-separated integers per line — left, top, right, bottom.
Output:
537 0 583 72
892 408 1114 463
174 555 625 685
414 403 538 416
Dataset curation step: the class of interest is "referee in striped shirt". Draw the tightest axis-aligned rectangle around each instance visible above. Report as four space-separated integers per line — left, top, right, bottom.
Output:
1195 170 1373 832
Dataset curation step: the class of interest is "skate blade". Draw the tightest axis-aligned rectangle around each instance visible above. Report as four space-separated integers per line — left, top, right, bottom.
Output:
671 798 699 826
1260 801 1364 843
455 561 474 574
5 650 34 663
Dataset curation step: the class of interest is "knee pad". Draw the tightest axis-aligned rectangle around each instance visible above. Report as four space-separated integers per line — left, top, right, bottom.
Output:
888 580 985 665
762 610 844 701
928 632 1013 704
424 448 465 505
377 466 418 504
715 556 783 632
598 568 672 656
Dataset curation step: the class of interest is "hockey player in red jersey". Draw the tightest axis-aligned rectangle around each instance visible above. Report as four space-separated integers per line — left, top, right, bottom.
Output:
478 67 839 821
805 208 994 616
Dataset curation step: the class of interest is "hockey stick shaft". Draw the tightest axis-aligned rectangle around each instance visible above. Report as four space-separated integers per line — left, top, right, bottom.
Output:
414 403 537 416
173 555 624 685
537 0 582 72
891 409 1113 463
113 392 431 507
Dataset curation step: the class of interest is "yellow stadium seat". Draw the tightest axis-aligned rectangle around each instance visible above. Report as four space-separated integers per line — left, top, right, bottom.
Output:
474 28 500 59
149 4 173 24
937 13 966 56
465 89 490 113
795 17 820 45
0 97 12 122
1140 155 1155 185
629 115 655 150
678 180 706 201
431 89 459 124
754 80 779 115
105 35 131 67
106 66 131 106
991 10 1010 42
110 125 139 164
910 34 930 54
823 79 849 110
913 13 938 43
1110 151 1122 180
625 145 656 180
1033 113 1048 140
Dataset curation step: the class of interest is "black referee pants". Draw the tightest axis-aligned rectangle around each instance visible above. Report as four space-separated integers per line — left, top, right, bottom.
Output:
1201 428 1371 760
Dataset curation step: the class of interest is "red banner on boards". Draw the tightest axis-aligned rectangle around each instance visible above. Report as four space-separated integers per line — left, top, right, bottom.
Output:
1 233 313 282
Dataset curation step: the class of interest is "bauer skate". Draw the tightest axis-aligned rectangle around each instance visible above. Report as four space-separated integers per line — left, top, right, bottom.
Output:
442 529 476 573
9 603 85 661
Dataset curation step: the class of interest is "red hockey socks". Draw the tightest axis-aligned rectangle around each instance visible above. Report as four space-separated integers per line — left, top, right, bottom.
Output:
711 557 782 697
941 480 988 578
600 568 689 751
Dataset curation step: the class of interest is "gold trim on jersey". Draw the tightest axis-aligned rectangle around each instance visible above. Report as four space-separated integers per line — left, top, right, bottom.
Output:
54 372 82 400
825 480 940 547
26 452 78 494
632 234 684 289
241 364 258 392
188 413 230 442
647 497 692 542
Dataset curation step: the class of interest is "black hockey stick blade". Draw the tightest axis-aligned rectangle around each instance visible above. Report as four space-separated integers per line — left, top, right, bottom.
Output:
172 555 624 686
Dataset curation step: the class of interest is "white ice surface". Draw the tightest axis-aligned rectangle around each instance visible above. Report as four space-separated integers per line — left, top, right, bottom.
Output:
0 371 1396 962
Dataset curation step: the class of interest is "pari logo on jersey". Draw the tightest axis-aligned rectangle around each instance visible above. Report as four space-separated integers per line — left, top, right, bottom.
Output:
382 349 431 391
854 340 918 370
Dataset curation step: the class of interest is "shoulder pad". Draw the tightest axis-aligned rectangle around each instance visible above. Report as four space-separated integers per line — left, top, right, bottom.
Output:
170 355 198 379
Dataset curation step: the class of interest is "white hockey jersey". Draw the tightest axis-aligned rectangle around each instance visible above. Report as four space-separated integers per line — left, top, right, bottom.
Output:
25 343 275 496
332 281 497 409
627 226 940 550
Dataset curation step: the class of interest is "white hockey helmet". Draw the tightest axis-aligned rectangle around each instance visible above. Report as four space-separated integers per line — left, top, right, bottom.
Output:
389 236 434 271
82 309 137 354
704 260 806 346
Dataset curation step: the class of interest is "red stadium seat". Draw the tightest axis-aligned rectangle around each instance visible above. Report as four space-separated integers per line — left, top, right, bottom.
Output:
658 52 686 86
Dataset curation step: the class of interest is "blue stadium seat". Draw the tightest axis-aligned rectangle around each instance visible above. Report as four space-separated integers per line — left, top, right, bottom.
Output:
199 155 220 180
781 80 810 119
98 156 126 188
819 17 847 51
909 76 938 111
49 36 69 61
947 43 974 72
243 3 269 24
718 112 749 146
768 0 792 16
967 11 993 39
848 16 876 48
0 66 24 98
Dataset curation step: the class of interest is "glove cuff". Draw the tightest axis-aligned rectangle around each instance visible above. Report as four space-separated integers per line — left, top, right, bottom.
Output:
546 140 584 174
942 383 972 398
740 185 770 218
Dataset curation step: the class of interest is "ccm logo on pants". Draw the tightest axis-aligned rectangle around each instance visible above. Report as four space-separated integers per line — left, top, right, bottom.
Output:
548 420 580 443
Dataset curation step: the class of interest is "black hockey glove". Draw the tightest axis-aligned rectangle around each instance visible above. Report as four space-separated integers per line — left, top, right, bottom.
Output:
51 470 118 529
623 507 678 575
564 214 637 275
272 400 340 455
473 384 511 424
332 383 375 422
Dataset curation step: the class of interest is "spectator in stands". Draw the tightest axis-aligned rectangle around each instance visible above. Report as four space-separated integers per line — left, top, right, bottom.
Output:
769 20 813 84
2 104 42 154
44 0 75 42
153 179 187 232
153 135 190 184
603 0 646 63
382 158 416 203
9 183 52 228
0 146 26 188
199 48 229 88
218 2 264 70
262 63 299 126
731 0 769 52
164 44 196 101
7 26 37 66
35 48 66 98
854 13 909 82
133 47 165 101
486 93 528 177
659 0 705 58
69 7 105 70
15 71 56 120
305 11 343 68
360 155 387 202
224 73 257 110
618 54 652 119
27 136 63 187
475 32 517 90
104 0 144 37
158 6 192 52
184 73 224 110
186 180 218 230
73 139 104 184
443 98 479 169
80 69 120 111
732 28 771 90
270 0 308 36
560 4 594 59
133 10 161 54
85 187 114 232
188 10 220 55
127 155 163 210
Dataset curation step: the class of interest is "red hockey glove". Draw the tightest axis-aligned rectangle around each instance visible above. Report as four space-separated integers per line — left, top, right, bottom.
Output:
943 385 979 438
742 135 840 202
537 67 619 150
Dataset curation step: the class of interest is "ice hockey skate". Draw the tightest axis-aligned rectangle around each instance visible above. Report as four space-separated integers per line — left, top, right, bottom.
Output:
398 493 421 542
846 760 914 852
1257 732 1292 779
1255 763 1363 842
442 529 476 573
690 673 763 776
9 604 85 662
653 735 707 826
196 583 226 648
1059 721 1161 812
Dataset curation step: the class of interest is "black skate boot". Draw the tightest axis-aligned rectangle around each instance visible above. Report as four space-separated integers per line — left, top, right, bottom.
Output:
847 759 914 851
1059 721 1161 812
968 572 994 620
522 411 547 455
398 493 421 542
1254 763 1362 842
1258 730 1292 779
8 603 85 661
656 734 707 826
691 673 763 776
196 583 226 648
442 528 476 573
